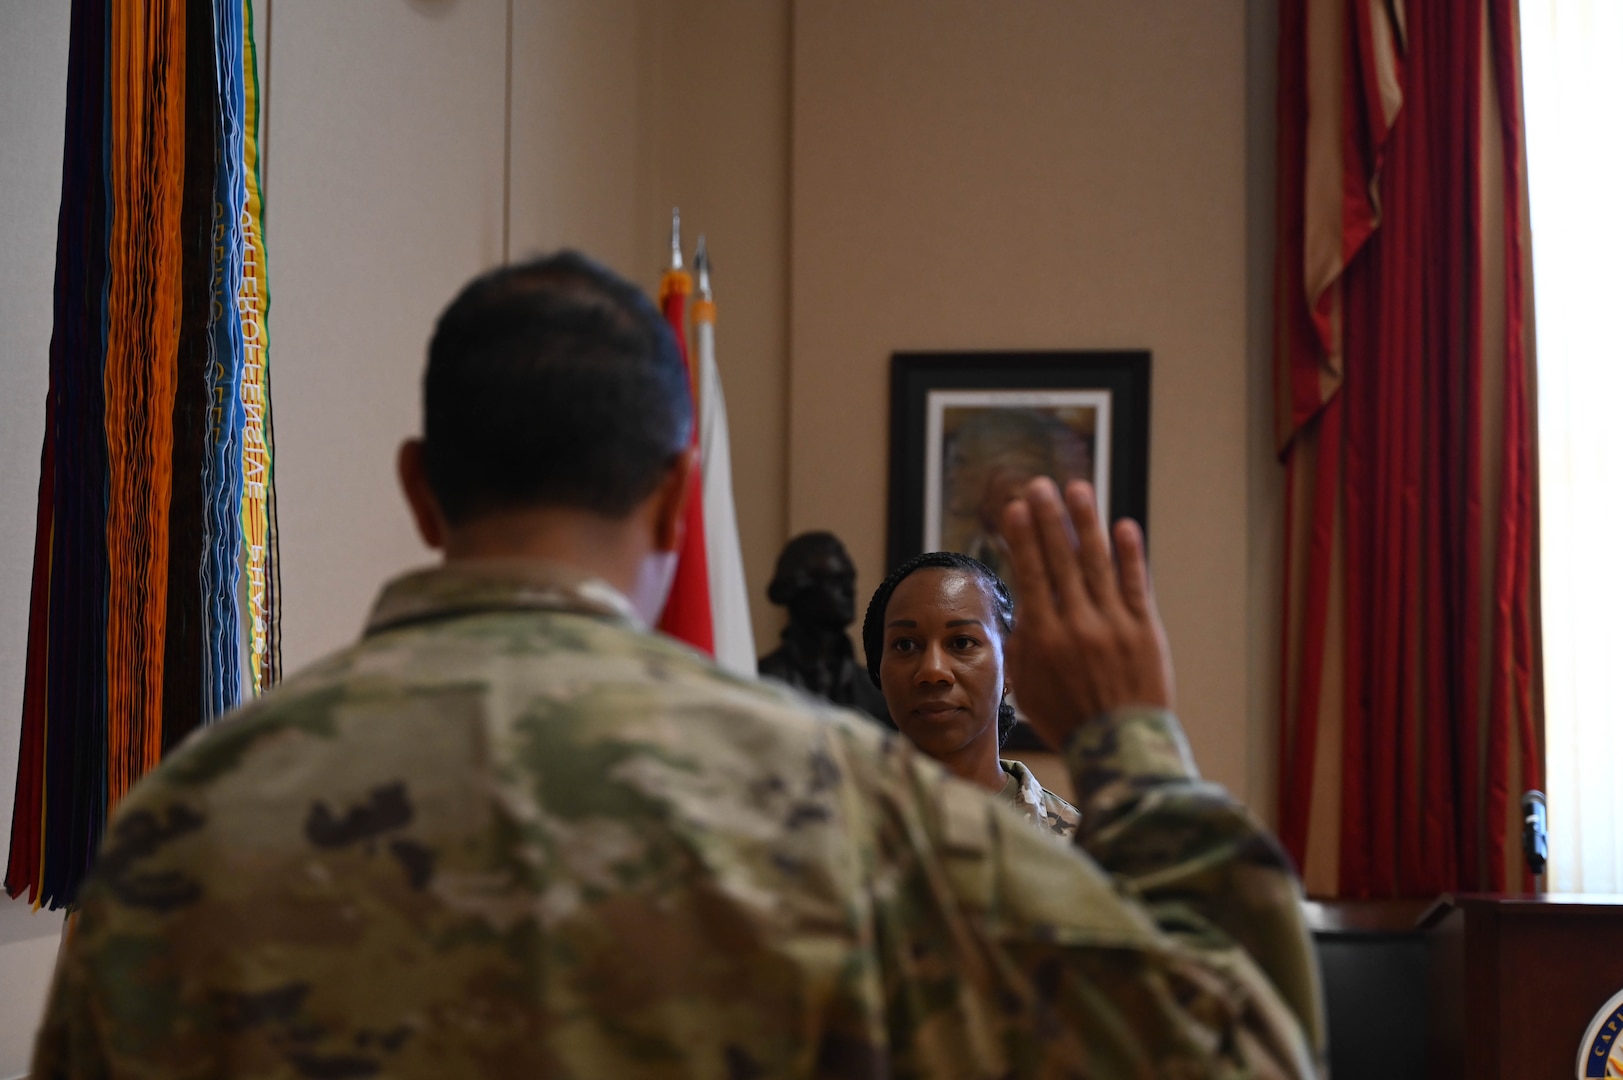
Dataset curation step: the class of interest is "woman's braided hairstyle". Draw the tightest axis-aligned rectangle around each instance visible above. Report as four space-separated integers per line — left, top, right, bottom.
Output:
860 551 1019 745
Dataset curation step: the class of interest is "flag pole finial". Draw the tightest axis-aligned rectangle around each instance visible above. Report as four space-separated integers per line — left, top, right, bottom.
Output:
695 235 712 301
658 209 692 305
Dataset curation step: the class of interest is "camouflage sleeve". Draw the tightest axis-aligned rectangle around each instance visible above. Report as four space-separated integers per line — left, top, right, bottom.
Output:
27 796 207 1080
847 711 1325 1078
30 924 108 1080
1066 706 1328 1069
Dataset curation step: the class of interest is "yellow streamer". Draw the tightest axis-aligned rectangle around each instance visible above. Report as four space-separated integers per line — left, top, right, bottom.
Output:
238 0 273 695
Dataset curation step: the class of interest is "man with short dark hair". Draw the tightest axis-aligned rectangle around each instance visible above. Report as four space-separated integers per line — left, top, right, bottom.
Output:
33 251 1325 1078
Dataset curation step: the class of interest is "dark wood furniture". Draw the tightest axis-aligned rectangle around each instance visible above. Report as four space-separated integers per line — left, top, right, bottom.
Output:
1304 899 1434 1080
1425 894 1623 1080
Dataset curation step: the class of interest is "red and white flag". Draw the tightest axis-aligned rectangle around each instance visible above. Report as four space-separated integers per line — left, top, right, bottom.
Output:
692 237 757 677
656 210 715 656
654 213 756 676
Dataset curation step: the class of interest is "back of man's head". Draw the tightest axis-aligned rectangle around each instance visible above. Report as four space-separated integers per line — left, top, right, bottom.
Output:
422 251 691 525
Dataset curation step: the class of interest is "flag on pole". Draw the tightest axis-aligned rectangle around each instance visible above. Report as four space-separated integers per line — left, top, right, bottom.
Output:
655 209 716 655
692 237 758 677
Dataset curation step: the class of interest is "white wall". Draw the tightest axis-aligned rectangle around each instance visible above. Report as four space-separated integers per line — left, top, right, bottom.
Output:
0 1 74 1073
0 934 58 1077
267 2 509 673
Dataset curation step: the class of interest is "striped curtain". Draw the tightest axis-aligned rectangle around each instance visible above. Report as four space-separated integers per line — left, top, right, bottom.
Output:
1273 0 1542 898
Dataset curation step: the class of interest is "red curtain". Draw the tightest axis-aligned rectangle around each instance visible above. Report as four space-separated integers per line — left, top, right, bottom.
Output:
1274 0 1541 898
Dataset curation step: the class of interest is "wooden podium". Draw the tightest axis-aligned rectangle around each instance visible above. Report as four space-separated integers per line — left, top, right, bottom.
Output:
1306 895 1623 1079
1425 895 1623 1079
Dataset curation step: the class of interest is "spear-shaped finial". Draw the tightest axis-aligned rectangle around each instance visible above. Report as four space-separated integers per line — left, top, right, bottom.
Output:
657 208 693 306
695 235 712 301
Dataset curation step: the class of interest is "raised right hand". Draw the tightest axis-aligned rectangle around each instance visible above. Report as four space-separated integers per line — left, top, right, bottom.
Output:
998 477 1175 750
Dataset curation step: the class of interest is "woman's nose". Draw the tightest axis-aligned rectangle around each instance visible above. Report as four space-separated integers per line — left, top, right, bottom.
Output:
915 641 952 685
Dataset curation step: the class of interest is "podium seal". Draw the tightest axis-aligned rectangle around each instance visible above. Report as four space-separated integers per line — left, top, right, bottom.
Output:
1578 988 1623 1078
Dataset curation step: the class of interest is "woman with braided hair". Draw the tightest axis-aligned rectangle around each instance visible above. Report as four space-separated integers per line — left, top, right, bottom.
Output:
861 551 1080 839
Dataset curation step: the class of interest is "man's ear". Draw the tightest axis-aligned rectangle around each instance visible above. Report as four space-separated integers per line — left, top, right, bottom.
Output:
651 448 699 554
397 439 447 550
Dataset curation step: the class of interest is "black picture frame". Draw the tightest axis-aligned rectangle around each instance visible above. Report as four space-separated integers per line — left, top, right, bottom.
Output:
888 350 1151 569
886 350 1151 752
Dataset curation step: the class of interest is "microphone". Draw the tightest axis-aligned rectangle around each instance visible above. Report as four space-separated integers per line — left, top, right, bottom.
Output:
1522 790 1548 877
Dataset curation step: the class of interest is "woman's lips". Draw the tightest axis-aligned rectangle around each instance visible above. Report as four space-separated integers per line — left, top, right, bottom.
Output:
912 703 963 720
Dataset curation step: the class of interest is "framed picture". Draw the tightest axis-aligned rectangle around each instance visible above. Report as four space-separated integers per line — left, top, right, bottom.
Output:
887 351 1151 750
888 351 1151 574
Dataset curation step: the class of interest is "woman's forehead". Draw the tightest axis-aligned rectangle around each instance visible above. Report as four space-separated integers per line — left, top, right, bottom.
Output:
886 566 997 621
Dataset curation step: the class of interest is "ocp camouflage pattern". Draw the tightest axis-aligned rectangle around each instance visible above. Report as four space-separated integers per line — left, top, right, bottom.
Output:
997 757 1082 841
33 559 1326 1078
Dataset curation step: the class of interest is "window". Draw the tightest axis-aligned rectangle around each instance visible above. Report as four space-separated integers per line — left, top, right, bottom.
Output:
1523 0 1623 892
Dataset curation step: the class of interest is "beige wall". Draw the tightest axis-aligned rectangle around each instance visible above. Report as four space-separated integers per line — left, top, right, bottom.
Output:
506 0 793 654
509 0 644 273
790 0 1263 804
1246 0 1286 852
630 1 792 655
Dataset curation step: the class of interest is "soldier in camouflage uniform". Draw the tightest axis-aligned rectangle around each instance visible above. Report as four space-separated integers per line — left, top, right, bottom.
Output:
33 252 1326 1078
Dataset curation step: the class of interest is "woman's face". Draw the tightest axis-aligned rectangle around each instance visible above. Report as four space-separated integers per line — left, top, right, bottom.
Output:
878 567 1007 762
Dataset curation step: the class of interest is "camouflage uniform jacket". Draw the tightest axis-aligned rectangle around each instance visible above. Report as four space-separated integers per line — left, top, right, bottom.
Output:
34 560 1327 1079
998 758 1081 840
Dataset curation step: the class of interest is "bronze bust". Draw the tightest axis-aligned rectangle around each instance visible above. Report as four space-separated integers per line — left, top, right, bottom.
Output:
758 532 891 727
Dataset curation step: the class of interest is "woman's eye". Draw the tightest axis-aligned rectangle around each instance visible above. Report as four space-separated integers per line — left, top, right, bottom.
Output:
952 636 979 650
890 638 917 653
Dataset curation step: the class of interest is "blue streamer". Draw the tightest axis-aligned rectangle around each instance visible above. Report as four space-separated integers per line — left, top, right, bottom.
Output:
201 0 247 722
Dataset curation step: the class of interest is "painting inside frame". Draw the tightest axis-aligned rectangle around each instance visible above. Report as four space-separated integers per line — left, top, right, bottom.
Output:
925 389 1113 589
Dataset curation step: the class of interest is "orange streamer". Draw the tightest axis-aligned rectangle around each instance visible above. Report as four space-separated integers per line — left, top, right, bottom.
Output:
104 2 186 807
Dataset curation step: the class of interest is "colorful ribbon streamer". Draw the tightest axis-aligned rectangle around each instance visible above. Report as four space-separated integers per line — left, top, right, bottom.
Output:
5 0 280 910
